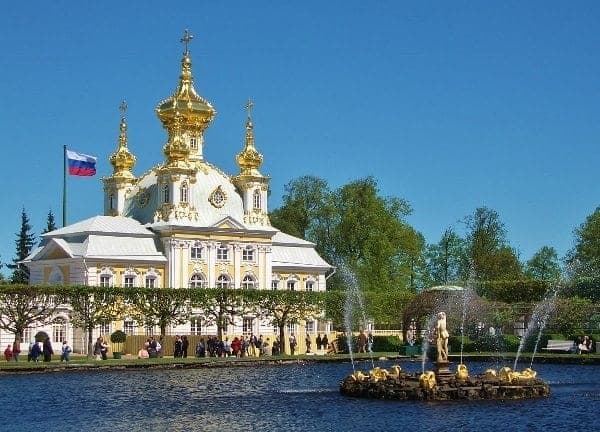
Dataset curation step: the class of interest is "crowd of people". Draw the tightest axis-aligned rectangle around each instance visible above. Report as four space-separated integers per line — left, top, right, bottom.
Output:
3 336 68 363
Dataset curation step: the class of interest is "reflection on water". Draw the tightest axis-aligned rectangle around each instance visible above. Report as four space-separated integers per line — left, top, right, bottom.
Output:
1 361 598 432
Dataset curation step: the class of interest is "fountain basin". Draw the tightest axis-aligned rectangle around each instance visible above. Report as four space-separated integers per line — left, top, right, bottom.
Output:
340 367 550 401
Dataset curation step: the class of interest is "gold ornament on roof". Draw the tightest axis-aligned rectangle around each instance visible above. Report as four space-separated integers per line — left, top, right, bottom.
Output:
208 185 227 208
109 100 136 179
156 30 216 143
236 99 264 176
163 112 191 165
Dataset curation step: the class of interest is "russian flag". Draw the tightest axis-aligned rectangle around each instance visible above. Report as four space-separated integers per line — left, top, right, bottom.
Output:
66 149 97 176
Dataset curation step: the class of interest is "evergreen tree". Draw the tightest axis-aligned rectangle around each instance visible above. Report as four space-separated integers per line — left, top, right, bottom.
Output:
41 209 57 235
8 208 35 284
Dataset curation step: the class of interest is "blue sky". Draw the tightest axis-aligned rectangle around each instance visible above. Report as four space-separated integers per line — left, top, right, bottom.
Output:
1 1 599 275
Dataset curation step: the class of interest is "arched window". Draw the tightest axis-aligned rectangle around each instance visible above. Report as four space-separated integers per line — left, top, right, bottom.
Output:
190 137 198 150
190 242 203 260
241 275 256 290
189 273 207 288
109 193 115 210
162 184 170 203
52 317 67 343
180 182 188 203
253 189 261 210
217 244 229 261
216 274 231 289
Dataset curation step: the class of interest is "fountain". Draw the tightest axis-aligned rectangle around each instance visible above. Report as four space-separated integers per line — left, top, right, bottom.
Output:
340 310 550 401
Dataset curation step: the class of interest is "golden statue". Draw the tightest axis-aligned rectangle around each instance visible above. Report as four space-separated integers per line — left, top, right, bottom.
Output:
436 312 449 363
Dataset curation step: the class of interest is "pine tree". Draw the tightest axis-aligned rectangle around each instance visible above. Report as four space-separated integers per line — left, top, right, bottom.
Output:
41 209 57 235
8 208 35 284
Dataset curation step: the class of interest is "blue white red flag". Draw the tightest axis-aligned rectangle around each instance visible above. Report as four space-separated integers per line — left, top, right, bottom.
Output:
66 149 97 176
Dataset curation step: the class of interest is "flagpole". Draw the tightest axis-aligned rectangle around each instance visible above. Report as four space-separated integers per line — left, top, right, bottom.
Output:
63 145 67 227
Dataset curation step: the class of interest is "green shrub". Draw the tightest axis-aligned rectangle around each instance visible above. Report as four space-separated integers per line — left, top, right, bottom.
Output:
110 330 127 344
502 335 521 352
449 335 474 353
372 336 402 352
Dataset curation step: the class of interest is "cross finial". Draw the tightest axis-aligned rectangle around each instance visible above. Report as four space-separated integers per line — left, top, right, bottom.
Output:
119 100 128 117
180 29 194 54
245 98 254 119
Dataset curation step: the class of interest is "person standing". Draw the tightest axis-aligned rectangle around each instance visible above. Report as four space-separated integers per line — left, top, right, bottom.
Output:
60 341 72 362
181 335 189 358
305 334 312 354
322 334 329 353
43 337 54 362
4 344 12 361
316 334 322 352
289 334 297 356
174 335 183 358
358 330 367 353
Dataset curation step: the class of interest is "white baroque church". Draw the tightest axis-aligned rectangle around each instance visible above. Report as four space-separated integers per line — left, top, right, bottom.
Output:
19 34 332 351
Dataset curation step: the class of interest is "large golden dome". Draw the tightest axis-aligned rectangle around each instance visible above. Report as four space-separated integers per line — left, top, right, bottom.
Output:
156 31 216 137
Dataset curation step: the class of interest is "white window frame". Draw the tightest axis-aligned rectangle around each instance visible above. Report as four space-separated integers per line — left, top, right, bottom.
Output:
162 184 170 203
190 242 203 260
180 182 188 203
123 320 135 335
287 280 296 291
242 317 254 335
242 246 255 262
124 275 135 288
217 244 229 261
305 280 315 292
190 317 202 335
271 280 279 290
253 189 261 210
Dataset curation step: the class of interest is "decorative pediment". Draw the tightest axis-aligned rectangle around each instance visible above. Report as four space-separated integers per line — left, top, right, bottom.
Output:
33 239 73 261
212 216 246 230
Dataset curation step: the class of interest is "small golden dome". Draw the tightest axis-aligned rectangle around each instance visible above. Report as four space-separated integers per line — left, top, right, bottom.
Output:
109 104 136 179
236 100 264 177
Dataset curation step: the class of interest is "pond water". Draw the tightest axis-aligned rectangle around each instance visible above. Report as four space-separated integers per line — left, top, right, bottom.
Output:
2 359 597 431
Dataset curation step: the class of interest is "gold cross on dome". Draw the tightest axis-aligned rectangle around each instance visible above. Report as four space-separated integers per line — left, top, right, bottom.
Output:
180 29 194 54
245 99 254 118
119 100 128 116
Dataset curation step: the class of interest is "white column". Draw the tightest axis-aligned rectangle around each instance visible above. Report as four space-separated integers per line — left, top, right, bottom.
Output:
207 241 216 287
263 246 272 291
233 243 242 288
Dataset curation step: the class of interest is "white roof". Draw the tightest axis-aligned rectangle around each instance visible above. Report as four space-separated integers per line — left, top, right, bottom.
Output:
45 216 155 237
26 217 166 263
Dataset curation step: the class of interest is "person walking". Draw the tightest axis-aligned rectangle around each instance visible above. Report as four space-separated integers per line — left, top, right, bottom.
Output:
182 335 189 358
289 334 297 356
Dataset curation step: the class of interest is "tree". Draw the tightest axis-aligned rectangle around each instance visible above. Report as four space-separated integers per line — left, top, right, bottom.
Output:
426 228 468 285
269 176 332 241
41 209 57 235
255 290 323 354
525 246 561 281
8 208 35 284
195 288 249 340
330 177 417 291
566 206 600 279
125 288 192 336
67 286 124 358
0 285 59 343
463 207 522 281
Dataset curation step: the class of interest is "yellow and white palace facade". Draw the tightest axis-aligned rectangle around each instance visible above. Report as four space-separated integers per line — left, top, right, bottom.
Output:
19 38 332 353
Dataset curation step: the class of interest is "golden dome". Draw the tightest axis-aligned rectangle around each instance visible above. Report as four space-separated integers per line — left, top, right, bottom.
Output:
156 31 216 137
236 102 264 177
109 103 136 179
